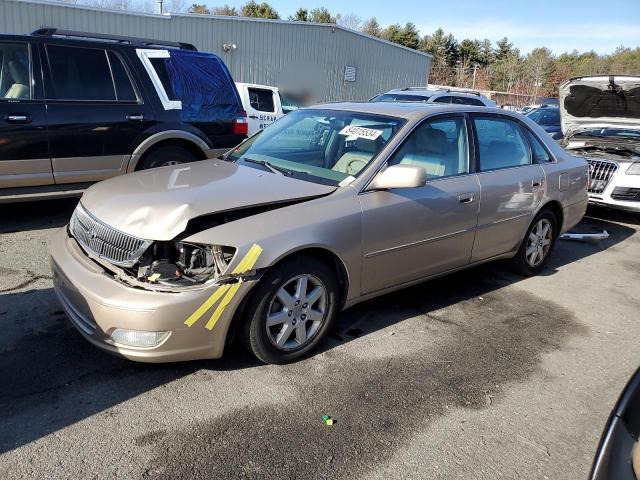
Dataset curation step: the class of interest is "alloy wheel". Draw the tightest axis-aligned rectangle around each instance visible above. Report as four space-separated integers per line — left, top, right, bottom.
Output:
265 274 328 351
526 218 553 268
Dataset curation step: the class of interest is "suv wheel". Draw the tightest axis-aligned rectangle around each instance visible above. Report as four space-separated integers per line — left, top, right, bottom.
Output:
243 257 338 364
512 209 557 276
137 146 198 170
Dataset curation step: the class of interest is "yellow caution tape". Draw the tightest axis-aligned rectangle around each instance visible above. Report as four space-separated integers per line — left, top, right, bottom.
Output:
184 244 263 330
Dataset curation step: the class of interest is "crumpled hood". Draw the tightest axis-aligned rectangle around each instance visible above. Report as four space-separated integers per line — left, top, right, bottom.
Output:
80 160 336 240
559 75 640 136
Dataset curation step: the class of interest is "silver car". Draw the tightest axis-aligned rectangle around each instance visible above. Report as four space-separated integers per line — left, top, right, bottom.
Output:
50 103 588 364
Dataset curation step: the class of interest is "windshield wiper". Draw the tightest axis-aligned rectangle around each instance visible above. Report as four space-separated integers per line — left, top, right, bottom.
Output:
242 157 295 176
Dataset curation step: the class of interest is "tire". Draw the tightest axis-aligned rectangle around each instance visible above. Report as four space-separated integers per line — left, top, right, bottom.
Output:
242 256 339 364
512 209 558 276
137 146 198 170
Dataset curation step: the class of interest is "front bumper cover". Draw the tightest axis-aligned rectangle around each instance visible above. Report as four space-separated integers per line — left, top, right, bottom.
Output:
49 228 255 363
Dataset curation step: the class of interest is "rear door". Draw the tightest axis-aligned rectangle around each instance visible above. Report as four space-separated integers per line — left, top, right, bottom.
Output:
470 114 545 261
245 86 280 135
0 40 52 188
42 43 155 184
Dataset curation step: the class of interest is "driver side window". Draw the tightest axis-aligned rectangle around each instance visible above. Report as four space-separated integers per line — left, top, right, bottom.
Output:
388 116 469 179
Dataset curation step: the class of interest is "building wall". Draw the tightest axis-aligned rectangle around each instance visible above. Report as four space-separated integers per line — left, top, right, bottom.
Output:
0 0 432 102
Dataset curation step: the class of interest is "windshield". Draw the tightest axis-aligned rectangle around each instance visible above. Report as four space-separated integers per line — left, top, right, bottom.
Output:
370 93 431 103
527 108 560 126
573 128 640 139
227 109 404 185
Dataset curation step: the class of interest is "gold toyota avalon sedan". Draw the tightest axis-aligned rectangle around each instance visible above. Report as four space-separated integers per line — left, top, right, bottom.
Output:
50 103 588 364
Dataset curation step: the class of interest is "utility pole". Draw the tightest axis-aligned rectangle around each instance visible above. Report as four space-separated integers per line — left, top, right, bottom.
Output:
158 0 163 14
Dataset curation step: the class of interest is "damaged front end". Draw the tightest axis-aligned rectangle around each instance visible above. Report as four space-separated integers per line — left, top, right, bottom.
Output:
69 203 240 291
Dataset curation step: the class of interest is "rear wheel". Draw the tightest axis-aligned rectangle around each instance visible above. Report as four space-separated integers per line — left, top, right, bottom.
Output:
243 257 338 364
137 146 198 170
512 209 557 276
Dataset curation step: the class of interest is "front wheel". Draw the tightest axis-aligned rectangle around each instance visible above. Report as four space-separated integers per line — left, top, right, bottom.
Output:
512 210 558 276
242 257 339 364
137 146 198 170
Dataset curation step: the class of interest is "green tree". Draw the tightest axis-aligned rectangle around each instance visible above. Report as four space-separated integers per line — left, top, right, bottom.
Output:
289 7 309 21
398 22 420 49
459 38 481 66
495 37 513 61
361 17 382 37
188 3 210 14
382 24 403 44
478 38 494 65
420 28 459 66
240 1 279 19
211 4 238 15
309 7 335 23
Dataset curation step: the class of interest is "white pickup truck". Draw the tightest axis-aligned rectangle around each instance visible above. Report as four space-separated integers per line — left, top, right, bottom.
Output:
235 82 299 136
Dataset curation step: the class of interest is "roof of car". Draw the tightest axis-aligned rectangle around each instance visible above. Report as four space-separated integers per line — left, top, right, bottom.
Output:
384 88 485 99
308 101 508 120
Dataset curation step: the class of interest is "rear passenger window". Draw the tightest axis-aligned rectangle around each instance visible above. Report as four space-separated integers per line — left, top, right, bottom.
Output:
108 52 137 102
527 131 552 163
0 42 30 100
433 96 451 103
389 116 468 179
248 88 275 112
473 117 532 171
46 45 115 101
148 57 178 100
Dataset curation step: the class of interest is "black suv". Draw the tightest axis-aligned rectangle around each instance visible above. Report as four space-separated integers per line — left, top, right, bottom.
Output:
0 28 248 203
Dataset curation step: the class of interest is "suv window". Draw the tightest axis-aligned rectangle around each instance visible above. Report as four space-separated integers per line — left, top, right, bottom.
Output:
527 130 552 163
248 87 275 112
452 96 485 106
107 51 137 102
0 42 30 100
474 116 532 171
432 96 451 103
389 116 468 179
46 45 117 101
148 57 178 101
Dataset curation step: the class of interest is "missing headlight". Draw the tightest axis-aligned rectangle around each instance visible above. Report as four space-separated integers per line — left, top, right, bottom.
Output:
135 241 235 286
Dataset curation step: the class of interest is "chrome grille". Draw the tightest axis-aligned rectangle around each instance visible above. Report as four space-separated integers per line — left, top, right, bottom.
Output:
587 159 618 194
70 205 151 267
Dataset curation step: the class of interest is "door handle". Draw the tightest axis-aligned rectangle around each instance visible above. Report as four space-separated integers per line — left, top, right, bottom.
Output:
248 115 259 119
4 114 31 124
126 114 144 122
458 193 475 204
532 178 545 188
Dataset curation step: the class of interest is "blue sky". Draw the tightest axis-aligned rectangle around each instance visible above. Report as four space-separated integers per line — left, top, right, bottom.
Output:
165 0 640 54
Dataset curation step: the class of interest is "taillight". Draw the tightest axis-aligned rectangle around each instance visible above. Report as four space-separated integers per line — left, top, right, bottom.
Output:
232 111 248 135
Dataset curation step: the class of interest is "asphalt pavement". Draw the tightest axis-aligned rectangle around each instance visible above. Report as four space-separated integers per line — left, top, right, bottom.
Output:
0 199 638 479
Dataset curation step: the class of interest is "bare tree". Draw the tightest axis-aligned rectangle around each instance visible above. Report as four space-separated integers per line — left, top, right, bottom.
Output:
336 12 361 31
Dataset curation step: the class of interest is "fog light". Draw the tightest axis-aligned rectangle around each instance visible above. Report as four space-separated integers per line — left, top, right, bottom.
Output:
110 329 170 348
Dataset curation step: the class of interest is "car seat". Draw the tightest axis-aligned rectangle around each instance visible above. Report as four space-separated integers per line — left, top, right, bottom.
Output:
398 127 447 177
4 60 29 99
332 137 380 175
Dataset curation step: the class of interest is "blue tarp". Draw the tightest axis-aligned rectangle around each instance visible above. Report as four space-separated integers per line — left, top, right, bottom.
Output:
164 50 243 122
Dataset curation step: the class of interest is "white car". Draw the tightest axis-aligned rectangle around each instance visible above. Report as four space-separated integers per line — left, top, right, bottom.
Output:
235 82 299 136
369 87 496 107
560 75 640 213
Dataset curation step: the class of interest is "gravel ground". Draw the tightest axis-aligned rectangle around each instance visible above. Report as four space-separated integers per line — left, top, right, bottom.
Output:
0 199 638 479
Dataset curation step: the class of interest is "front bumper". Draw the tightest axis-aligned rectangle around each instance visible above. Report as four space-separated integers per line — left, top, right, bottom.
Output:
589 171 640 213
49 228 252 363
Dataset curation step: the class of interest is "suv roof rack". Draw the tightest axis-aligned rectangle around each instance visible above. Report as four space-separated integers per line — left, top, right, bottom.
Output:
31 28 198 51
401 87 431 91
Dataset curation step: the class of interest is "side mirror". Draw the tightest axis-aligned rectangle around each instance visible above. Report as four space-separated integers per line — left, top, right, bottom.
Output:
367 164 427 191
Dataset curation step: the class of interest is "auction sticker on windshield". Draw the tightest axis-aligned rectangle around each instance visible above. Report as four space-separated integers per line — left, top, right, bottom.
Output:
339 125 383 141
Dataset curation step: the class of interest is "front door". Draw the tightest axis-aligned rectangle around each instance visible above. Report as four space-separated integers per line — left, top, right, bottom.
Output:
0 40 51 189
41 43 154 184
360 114 480 294
470 114 545 261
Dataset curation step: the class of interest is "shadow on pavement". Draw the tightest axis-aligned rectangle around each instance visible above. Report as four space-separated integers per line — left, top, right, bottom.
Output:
0 209 636 457
0 198 78 234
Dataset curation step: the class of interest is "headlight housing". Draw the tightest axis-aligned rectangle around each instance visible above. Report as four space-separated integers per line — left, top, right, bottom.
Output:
626 163 640 175
136 241 236 287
